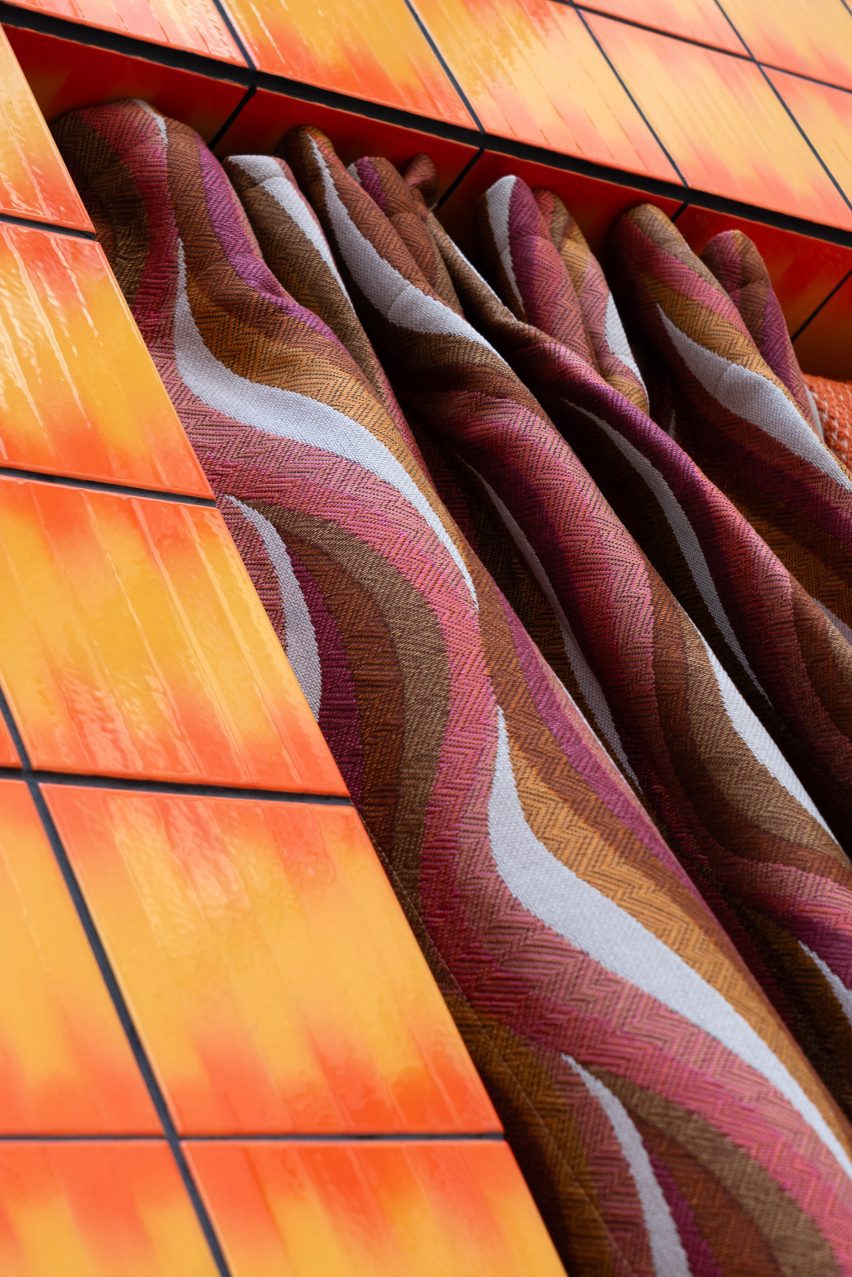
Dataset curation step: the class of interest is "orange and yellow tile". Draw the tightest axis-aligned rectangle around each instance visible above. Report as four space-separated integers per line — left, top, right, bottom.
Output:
573 0 745 52
46 786 498 1135
721 0 852 91
768 71 852 204
187 1140 565 1275
0 26 90 230
220 0 474 125
0 1142 216 1275
0 780 156 1133
0 222 211 494
4 0 245 64
0 479 344 792
588 14 852 231
412 0 679 179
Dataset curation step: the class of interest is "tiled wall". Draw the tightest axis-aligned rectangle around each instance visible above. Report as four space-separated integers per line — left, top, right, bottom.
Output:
0 29 566 1272
2 0 849 371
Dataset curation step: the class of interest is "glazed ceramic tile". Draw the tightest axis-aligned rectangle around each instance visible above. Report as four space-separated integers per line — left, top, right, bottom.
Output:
4 0 245 64
768 71 852 204
577 0 746 53
722 0 852 90
589 14 852 230
0 27 91 230
0 479 345 792
220 0 474 126
0 780 156 1133
0 715 19 767
403 0 680 179
0 222 211 495
0 1142 217 1275
47 787 498 1135
187 1140 565 1275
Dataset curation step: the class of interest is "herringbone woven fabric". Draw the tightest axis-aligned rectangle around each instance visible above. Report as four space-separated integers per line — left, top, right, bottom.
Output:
610 205 852 638
56 102 852 1275
808 374 852 474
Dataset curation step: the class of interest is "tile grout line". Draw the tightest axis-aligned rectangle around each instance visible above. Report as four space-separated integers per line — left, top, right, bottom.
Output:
0 1131 505 1143
563 0 751 58
0 209 95 239
790 268 851 341
398 0 485 132
0 465 217 506
435 146 485 210
0 765 352 805
0 685 232 1277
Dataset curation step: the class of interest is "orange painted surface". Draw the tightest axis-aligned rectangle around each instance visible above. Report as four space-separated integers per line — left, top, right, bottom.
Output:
0 1142 216 1275
0 780 156 1134
7 26 247 141
4 0 244 64
188 1140 565 1275
795 274 852 380
0 716 19 767
589 14 852 231
768 71 852 205
0 222 210 495
220 0 473 126
0 480 345 793
722 0 852 91
0 26 90 229
409 0 679 179
216 87 479 194
46 787 498 1136
576 0 746 53
438 148 681 255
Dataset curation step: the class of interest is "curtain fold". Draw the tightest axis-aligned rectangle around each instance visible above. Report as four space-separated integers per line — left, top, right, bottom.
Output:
55 100 852 1276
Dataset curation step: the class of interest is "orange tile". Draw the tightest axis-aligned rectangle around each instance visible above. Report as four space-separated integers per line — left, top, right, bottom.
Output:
768 71 852 204
4 0 245 64
46 787 497 1136
588 14 852 230
794 274 852 380
0 1141 217 1275
0 479 345 792
0 780 157 1134
438 147 682 255
187 1140 564 1276
0 715 19 768
577 0 746 52
216 87 479 194
219 0 473 126
8 26 247 141
398 0 680 179
0 222 211 495
676 205 851 334
0 26 90 230
721 0 852 91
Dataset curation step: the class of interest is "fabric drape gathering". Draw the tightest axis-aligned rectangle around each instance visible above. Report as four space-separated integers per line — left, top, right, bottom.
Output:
55 100 852 1277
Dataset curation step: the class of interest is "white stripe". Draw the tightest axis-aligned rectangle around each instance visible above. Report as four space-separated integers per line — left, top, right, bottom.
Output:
695 626 835 838
173 243 478 607
569 401 765 700
565 1056 691 1277
799 941 852 1028
604 293 646 391
804 384 825 441
308 137 503 357
488 709 851 1176
817 600 852 645
226 497 322 717
484 176 525 315
659 308 852 492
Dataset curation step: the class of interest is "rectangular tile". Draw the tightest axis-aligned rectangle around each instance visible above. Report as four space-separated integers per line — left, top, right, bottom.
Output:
577 0 746 53
675 204 851 335
588 14 852 230
220 0 474 127
768 70 852 205
0 780 156 1134
721 0 852 90
794 274 852 380
187 1140 565 1276
0 479 345 792
411 0 680 180
4 0 245 64
0 222 211 495
0 1142 217 1275
8 26 248 144
215 88 479 196
47 787 498 1136
0 25 91 230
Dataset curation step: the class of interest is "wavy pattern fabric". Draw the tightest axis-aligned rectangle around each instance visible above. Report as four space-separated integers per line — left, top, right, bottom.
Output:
55 101 852 1276
609 206 852 638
